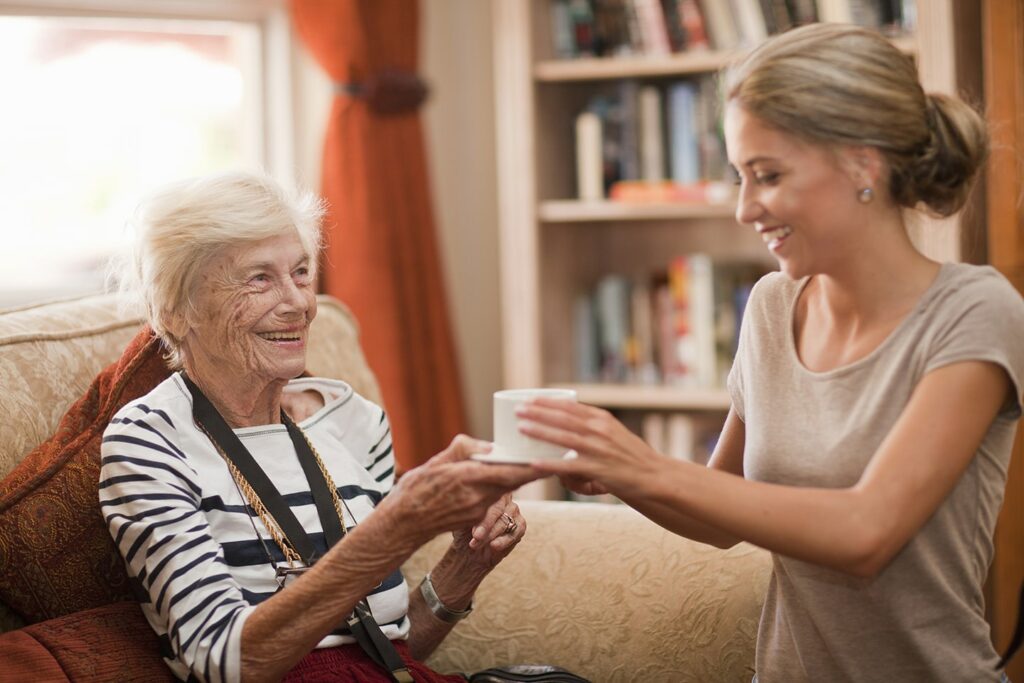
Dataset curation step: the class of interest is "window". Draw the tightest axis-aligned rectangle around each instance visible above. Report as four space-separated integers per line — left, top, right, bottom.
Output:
0 2 293 307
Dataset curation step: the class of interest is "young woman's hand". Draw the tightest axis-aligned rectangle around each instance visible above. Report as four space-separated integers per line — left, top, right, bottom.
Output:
516 398 666 493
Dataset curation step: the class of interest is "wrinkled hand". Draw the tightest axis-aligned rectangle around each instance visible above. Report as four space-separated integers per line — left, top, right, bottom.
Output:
515 399 664 493
451 493 525 570
383 435 541 549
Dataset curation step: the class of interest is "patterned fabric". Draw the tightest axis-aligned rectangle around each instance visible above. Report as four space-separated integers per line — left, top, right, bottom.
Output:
0 325 171 624
99 374 402 683
0 601 174 682
282 642 466 682
404 501 772 683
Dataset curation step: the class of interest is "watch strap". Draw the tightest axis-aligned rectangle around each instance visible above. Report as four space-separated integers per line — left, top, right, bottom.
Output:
419 571 473 624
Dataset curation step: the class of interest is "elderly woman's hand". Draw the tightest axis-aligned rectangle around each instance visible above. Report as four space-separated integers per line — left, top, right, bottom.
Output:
378 435 540 553
451 493 525 570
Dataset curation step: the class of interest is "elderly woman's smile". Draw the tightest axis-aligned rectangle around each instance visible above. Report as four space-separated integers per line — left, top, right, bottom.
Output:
181 230 317 389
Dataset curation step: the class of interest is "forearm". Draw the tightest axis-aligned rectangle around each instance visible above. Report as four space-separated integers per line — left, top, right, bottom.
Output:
615 485 743 549
618 459 877 575
240 512 420 682
407 544 489 661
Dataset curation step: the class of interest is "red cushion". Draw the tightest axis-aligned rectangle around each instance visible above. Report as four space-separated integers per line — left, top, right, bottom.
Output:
0 602 173 682
0 327 171 623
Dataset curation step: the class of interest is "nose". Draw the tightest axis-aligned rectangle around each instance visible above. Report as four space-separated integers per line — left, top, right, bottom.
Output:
734 181 763 226
278 277 309 314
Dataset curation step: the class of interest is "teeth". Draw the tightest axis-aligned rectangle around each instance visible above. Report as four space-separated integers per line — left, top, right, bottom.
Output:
258 332 300 341
761 225 793 244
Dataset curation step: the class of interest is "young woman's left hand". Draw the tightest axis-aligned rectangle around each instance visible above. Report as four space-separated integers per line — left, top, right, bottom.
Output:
516 398 665 492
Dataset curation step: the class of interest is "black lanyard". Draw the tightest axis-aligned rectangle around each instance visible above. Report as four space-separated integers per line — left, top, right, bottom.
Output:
182 374 343 562
181 374 414 683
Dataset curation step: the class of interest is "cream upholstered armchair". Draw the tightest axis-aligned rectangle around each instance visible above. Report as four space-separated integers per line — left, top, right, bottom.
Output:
0 293 771 682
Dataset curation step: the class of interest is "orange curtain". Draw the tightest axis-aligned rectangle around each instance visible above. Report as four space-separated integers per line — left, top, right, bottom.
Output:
290 0 466 471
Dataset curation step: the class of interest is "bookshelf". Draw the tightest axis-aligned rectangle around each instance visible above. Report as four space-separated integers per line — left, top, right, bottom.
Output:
493 0 982 499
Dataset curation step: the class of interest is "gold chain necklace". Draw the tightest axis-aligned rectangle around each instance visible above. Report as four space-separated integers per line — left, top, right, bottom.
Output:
198 418 346 569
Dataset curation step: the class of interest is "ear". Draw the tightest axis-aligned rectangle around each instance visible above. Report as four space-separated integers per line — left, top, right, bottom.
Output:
838 145 885 190
162 308 190 342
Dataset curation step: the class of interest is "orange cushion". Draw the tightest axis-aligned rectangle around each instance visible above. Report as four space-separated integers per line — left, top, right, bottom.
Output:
0 602 173 682
0 327 171 623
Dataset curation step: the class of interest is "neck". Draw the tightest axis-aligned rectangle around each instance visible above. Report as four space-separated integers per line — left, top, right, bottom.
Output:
813 211 939 322
182 361 286 428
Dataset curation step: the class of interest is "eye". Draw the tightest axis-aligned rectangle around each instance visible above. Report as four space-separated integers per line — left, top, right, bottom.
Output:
754 172 780 186
293 266 312 283
248 273 271 287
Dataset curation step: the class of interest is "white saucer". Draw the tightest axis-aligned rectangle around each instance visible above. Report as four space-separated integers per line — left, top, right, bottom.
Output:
470 451 536 466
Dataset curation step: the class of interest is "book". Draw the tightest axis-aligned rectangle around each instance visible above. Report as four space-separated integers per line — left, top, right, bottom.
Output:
641 412 667 454
660 0 689 52
618 80 642 182
730 0 768 46
595 274 632 382
633 0 673 55
676 0 711 50
700 0 741 50
639 85 666 182
630 275 660 383
697 76 727 181
593 0 635 56
666 413 697 460
608 179 735 203
575 110 604 200
551 0 577 58
567 0 597 55
787 0 819 24
574 293 601 381
667 80 700 184
815 0 852 24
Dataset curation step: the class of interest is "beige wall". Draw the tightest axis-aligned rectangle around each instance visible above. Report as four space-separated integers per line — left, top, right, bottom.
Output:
293 0 501 440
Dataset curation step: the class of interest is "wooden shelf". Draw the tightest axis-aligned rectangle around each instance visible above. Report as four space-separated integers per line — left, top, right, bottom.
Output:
534 50 739 82
534 35 915 84
552 383 732 411
539 199 736 223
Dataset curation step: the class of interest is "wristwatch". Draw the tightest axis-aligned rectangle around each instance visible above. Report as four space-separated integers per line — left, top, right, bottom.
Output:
419 572 474 624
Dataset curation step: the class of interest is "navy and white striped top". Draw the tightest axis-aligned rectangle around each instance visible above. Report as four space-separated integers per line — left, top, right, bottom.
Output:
99 373 405 683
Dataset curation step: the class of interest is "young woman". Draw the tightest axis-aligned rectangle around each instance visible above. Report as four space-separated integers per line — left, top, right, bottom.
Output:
519 23 1023 682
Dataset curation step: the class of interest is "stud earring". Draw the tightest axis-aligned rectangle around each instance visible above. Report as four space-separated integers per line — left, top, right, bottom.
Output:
858 187 874 204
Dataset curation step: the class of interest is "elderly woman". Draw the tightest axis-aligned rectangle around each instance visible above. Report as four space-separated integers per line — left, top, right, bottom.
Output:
99 172 539 683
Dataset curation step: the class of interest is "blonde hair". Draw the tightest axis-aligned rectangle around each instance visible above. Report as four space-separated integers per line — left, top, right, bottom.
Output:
724 23 988 217
118 171 325 368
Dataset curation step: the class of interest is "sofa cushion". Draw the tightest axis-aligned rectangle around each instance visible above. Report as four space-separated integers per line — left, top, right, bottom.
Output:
0 326 171 623
0 601 173 682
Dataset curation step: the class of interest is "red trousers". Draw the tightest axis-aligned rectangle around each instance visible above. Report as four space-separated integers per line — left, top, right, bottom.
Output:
282 641 467 683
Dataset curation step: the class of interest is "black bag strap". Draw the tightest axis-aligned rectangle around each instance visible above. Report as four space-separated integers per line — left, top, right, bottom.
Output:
348 602 414 683
997 580 1024 670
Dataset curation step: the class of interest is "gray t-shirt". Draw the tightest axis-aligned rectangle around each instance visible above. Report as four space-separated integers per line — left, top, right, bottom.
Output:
728 262 1024 682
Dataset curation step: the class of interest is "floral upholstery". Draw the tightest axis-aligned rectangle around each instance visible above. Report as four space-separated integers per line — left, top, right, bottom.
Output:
0 293 772 682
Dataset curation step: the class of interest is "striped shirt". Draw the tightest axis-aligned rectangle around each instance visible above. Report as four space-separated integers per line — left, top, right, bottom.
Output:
99 373 406 683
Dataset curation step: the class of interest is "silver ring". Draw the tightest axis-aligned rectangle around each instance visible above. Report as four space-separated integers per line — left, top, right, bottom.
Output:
503 513 517 535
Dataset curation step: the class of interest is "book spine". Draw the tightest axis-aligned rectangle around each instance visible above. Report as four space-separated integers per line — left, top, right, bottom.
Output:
699 0 741 50
667 81 700 185
687 253 717 388
677 0 711 50
730 0 768 46
576 111 604 200
639 86 666 182
551 0 577 58
634 0 674 54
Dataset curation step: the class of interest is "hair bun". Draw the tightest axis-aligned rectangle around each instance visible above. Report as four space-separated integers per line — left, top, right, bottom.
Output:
901 93 988 217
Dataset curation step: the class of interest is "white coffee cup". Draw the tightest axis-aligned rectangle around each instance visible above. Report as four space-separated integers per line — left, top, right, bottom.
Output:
476 388 578 463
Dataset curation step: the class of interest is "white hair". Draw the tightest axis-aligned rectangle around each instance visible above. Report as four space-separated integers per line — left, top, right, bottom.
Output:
114 171 325 368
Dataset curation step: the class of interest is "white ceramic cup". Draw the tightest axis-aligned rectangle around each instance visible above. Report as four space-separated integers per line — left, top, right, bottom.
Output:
487 388 578 463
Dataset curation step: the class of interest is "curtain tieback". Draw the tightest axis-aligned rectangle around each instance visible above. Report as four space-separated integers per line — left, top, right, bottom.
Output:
334 68 429 115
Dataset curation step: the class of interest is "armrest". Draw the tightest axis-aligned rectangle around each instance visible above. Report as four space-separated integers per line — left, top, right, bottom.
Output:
402 500 770 680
